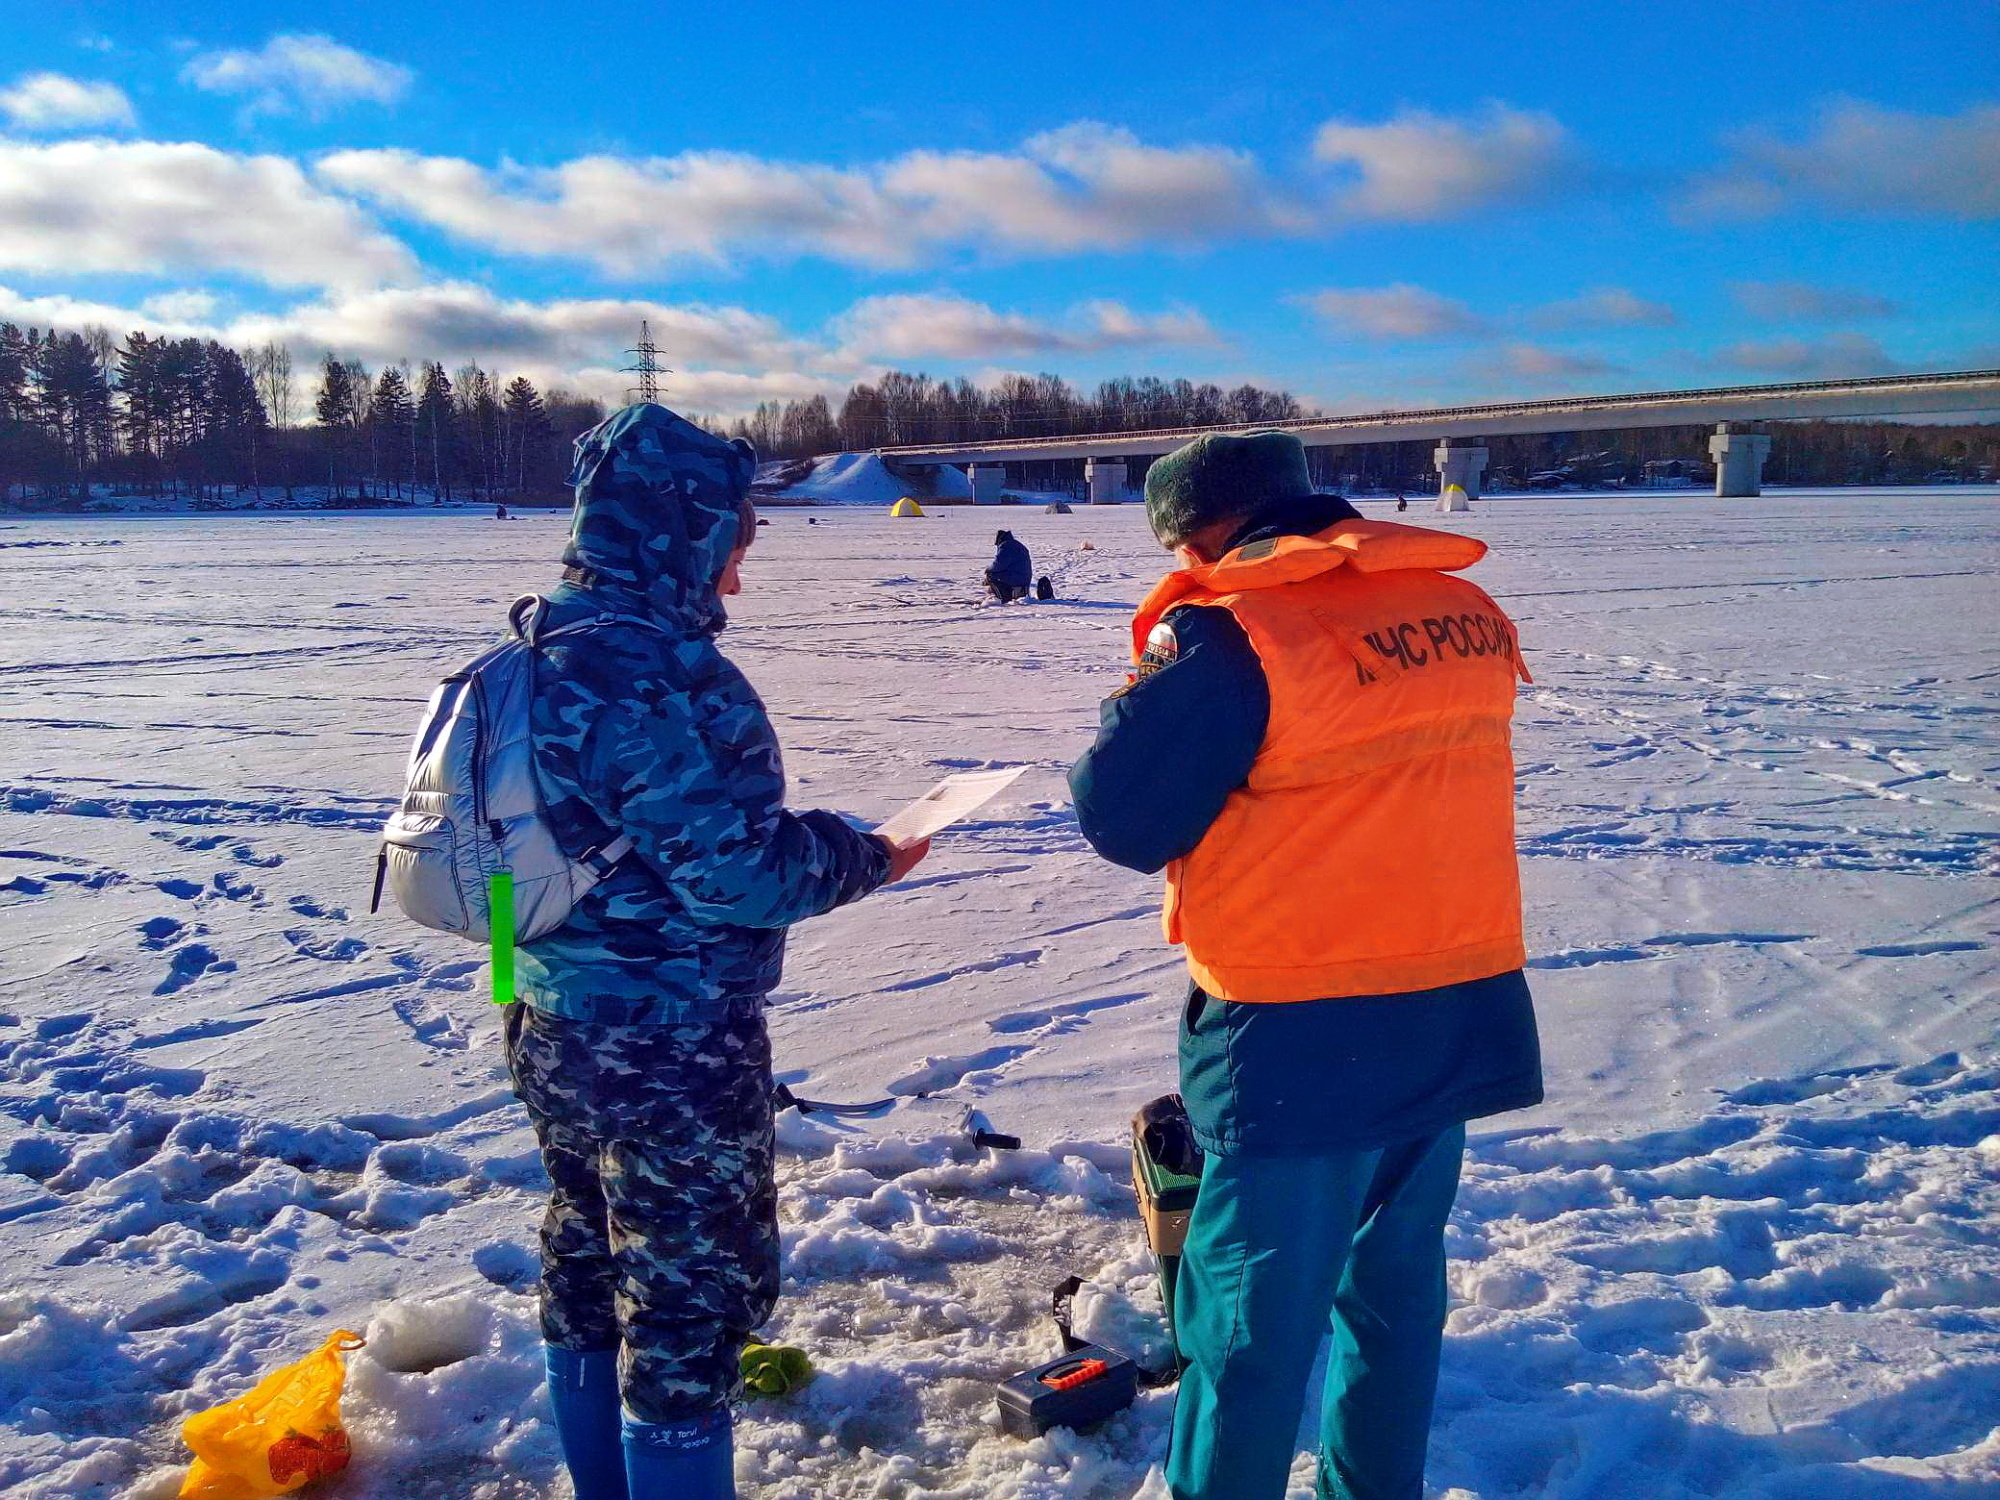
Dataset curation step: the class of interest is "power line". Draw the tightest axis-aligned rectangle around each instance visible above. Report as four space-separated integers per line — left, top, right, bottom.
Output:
621 321 671 404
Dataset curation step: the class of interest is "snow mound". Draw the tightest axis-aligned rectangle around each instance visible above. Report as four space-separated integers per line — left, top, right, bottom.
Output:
754 452 972 507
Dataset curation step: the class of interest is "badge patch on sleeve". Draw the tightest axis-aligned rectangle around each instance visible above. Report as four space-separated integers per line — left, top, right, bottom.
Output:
1137 621 1181 680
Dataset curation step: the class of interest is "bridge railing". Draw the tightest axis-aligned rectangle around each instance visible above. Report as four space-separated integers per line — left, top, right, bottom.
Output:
874 369 2000 460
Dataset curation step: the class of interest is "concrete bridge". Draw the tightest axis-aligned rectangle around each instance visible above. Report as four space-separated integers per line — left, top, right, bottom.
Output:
875 369 2000 502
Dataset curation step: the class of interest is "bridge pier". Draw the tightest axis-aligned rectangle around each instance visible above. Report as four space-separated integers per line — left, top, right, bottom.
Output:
1433 438 1488 501
1085 458 1127 504
969 463 1006 505
1709 423 1771 497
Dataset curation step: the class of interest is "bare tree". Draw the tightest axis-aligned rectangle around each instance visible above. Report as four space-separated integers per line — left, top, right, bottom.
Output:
250 342 295 499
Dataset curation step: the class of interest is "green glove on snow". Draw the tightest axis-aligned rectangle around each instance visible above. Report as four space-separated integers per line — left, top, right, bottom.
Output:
740 1342 814 1398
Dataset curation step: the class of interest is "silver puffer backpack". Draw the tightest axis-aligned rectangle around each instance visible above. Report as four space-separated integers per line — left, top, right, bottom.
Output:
373 595 659 944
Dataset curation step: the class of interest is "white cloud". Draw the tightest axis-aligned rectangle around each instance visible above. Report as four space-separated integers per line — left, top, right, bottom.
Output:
1312 104 1575 221
0 277 1233 422
1717 333 1905 379
318 148 910 271
1729 280 1899 320
0 139 415 289
563 365 853 419
317 124 1297 273
222 283 813 375
1530 287 1676 330
0 277 856 421
832 292 1214 360
1498 343 1622 381
1686 102 2000 220
0 72 136 131
1296 285 1487 340
0 283 216 338
182 33 412 118
140 289 220 322
886 124 1303 251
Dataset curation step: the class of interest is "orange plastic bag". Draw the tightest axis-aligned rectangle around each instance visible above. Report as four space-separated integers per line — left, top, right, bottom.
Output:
179 1331 366 1499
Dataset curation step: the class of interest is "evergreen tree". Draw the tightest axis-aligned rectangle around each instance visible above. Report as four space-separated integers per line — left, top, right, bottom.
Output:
415 362 456 501
35 331 114 503
205 343 267 497
116 332 168 496
500 375 550 495
315 354 356 500
0 323 35 503
367 365 416 499
454 364 501 501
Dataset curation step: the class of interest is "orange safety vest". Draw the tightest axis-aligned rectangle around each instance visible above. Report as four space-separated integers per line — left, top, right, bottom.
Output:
1131 519 1530 1003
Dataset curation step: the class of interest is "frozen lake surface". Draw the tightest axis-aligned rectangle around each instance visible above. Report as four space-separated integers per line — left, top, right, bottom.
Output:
1 490 1995 1496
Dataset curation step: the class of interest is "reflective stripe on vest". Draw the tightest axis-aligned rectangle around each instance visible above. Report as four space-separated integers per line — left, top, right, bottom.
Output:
1133 520 1529 1003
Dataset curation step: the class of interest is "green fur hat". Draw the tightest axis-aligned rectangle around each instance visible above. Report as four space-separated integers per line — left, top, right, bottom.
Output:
1142 431 1315 547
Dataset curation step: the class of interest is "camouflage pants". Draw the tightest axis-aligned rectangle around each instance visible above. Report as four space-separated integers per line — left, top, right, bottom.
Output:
504 1001 779 1423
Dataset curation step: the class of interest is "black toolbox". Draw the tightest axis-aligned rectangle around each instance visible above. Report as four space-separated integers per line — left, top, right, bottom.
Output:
995 1345 1142 1437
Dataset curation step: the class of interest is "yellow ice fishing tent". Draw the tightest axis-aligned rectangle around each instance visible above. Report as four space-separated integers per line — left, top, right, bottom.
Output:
889 497 926 517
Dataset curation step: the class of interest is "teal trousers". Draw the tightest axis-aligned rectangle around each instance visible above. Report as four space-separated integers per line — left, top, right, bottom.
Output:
1165 1126 1465 1500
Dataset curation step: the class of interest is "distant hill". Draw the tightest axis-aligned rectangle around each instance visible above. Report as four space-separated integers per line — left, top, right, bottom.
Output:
751 452 973 506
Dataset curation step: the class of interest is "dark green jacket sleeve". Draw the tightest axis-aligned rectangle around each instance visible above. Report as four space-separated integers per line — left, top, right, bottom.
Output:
1068 605 1270 873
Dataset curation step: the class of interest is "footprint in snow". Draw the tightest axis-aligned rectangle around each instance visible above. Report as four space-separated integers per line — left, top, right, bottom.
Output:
284 928 368 963
1855 939 1986 958
987 991 1148 1035
473 1240 538 1290
207 871 261 903
138 916 186 950
154 943 236 996
885 1045 1032 1096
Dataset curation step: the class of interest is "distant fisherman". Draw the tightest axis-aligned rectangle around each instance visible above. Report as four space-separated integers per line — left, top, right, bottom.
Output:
510 405 927 1499
986 529 1033 602
1070 432 1543 1499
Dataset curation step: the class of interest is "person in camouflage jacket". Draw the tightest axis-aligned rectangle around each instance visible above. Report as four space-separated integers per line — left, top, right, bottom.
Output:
506 403 925 1500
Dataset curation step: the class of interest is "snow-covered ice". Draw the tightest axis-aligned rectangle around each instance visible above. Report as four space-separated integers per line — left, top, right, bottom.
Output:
0 489 1994 1497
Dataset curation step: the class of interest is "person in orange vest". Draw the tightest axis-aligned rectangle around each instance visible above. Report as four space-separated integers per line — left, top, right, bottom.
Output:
1069 431 1542 1499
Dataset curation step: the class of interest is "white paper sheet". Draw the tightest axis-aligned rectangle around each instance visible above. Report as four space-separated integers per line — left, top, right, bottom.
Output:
875 765 1029 846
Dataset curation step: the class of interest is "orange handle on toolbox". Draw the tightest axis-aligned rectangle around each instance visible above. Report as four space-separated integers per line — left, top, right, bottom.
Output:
1040 1358 1108 1391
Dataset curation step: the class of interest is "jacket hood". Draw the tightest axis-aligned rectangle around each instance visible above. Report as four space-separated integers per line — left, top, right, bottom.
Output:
1133 518 1489 661
562 403 756 634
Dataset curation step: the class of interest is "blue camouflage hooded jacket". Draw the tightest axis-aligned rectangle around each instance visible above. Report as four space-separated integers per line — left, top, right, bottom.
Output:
517 403 891 1024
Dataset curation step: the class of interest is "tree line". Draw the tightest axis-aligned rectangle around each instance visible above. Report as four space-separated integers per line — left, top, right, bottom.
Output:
0 322 603 509
2 321 1990 507
721 372 1995 489
724 370 1307 459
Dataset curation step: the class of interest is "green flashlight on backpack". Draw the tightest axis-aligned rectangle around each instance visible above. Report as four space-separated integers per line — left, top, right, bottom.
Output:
489 869 515 1006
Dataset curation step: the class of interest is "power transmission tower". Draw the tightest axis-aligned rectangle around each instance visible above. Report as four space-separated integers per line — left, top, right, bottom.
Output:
622 321 671 403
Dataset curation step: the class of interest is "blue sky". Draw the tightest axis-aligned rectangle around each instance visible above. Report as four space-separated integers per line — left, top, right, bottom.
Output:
1 0 1995 419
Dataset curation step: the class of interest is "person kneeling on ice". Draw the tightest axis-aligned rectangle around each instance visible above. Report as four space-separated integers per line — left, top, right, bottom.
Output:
986 528 1033 602
1069 432 1542 1500
509 404 927 1499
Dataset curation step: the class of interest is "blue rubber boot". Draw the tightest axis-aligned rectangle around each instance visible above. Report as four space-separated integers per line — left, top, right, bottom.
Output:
622 1407 734 1499
544 1345 629 1500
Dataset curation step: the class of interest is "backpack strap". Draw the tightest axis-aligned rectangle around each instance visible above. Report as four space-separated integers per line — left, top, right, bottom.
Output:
508 593 670 647
576 832 633 877
508 594 550 644
502 597 663 887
